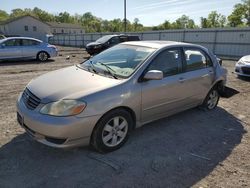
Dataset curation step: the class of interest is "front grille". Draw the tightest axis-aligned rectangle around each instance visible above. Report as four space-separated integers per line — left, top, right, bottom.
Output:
242 67 250 75
22 88 41 110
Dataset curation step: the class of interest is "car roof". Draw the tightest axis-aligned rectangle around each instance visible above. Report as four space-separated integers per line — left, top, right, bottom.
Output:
123 40 204 49
0 37 42 43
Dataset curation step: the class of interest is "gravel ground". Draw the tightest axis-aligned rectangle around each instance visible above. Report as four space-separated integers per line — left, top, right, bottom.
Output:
0 47 249 188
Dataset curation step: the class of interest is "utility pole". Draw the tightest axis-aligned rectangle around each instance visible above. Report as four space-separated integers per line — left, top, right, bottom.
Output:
124 0 127 33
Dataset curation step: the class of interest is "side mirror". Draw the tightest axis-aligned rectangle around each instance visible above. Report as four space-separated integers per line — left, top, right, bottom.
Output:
144 70 163 81
215 55 222 66
0 43 5 48
217 58 222 66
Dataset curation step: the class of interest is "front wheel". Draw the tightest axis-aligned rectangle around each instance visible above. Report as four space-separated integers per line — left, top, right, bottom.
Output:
37 51 49 62
202 88 220 110
91 109 133 153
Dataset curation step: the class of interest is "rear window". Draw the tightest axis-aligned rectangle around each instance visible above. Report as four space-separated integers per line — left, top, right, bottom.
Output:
127 36 140 41
22 39 41 46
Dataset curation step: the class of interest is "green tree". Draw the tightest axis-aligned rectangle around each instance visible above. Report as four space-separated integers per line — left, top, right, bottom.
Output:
200 17 209 28
55 12 74 23
203 11 227 28
33 7 55 22
162 20 172 29
10 9 27 18
0 10 9 21
228 0 250 27
243 0 250 25
174 15 196 29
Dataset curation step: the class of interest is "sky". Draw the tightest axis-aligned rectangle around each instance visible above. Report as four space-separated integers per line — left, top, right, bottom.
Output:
0 0 242 26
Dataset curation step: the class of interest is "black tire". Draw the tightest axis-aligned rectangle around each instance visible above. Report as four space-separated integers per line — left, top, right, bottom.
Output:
37 51 49 62
91 109 133 153
201 87 220 110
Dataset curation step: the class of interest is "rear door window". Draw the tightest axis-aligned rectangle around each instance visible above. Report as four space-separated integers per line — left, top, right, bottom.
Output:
184 48 213 72
109 36 120 45
22 39 41 46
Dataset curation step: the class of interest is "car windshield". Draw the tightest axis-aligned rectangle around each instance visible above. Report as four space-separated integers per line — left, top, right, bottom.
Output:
96 35 115 43
80 44 156 79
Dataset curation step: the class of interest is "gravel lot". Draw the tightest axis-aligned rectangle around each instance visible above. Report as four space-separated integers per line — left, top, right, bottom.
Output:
0 47 249 188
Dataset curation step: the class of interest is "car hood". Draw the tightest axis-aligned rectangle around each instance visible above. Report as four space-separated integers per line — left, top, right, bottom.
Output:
241 55 250 63
27 66 123 103
86 42 102 47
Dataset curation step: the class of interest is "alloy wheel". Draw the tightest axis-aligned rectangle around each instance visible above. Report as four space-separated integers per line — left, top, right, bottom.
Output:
102 116 128 147
207 90 219 109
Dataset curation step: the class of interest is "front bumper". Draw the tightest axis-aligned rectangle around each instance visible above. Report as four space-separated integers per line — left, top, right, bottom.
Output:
16 94 100 148
235 64 250 77
49 49 58 58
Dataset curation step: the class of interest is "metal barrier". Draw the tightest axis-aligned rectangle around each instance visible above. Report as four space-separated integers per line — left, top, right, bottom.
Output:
49 28 250 58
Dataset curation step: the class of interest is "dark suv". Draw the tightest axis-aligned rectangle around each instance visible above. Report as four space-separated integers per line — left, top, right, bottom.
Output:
86 34 140 55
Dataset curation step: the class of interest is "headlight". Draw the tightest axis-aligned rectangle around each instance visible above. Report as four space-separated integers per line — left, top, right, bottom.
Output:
40 100 86 116
237 59 245 65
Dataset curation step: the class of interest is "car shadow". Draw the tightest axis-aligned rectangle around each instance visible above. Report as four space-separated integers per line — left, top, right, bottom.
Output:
237 75 250 82
0 107 246 188
221 86 240 98
0 59 55 66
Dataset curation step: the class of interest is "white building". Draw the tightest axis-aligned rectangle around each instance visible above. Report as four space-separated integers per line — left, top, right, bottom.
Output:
0 15 84 42
48 22 84 35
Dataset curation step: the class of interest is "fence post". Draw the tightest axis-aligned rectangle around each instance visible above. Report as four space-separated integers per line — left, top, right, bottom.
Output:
91 34 93 42
75 35 77 47
82 34 84 48
159 32 161 40
182 29 186 42
213 30 218 54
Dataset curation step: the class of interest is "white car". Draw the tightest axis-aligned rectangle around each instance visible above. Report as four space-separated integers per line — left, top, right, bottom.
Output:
235 55 250 77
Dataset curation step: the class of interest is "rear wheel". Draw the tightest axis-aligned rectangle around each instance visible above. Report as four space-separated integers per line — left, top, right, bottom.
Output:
202 87 220 110
37 51 49 62
91 109 133 153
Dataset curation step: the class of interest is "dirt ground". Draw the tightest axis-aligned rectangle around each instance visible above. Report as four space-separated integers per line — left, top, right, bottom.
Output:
0 47 249 188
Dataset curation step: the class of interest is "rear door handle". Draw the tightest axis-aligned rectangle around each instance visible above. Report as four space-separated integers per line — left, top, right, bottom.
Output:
209 70 214 74
179 77 186 83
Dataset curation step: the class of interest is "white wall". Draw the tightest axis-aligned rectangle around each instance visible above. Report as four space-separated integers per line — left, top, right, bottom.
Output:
3 16 51 41
51 27 84 34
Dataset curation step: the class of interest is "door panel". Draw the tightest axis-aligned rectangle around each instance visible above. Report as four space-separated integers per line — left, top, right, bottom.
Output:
140 47 190 123
182 48 215 102
0 39 22 59
178 68 214 104
141 74 192 123
21 39 40 58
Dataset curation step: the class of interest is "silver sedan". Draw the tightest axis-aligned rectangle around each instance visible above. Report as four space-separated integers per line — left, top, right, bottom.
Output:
16 41 227 152
0 37 58 61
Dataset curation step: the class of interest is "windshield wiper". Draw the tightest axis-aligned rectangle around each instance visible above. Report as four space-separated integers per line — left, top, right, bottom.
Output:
88 60 98 74
98 62 118 79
